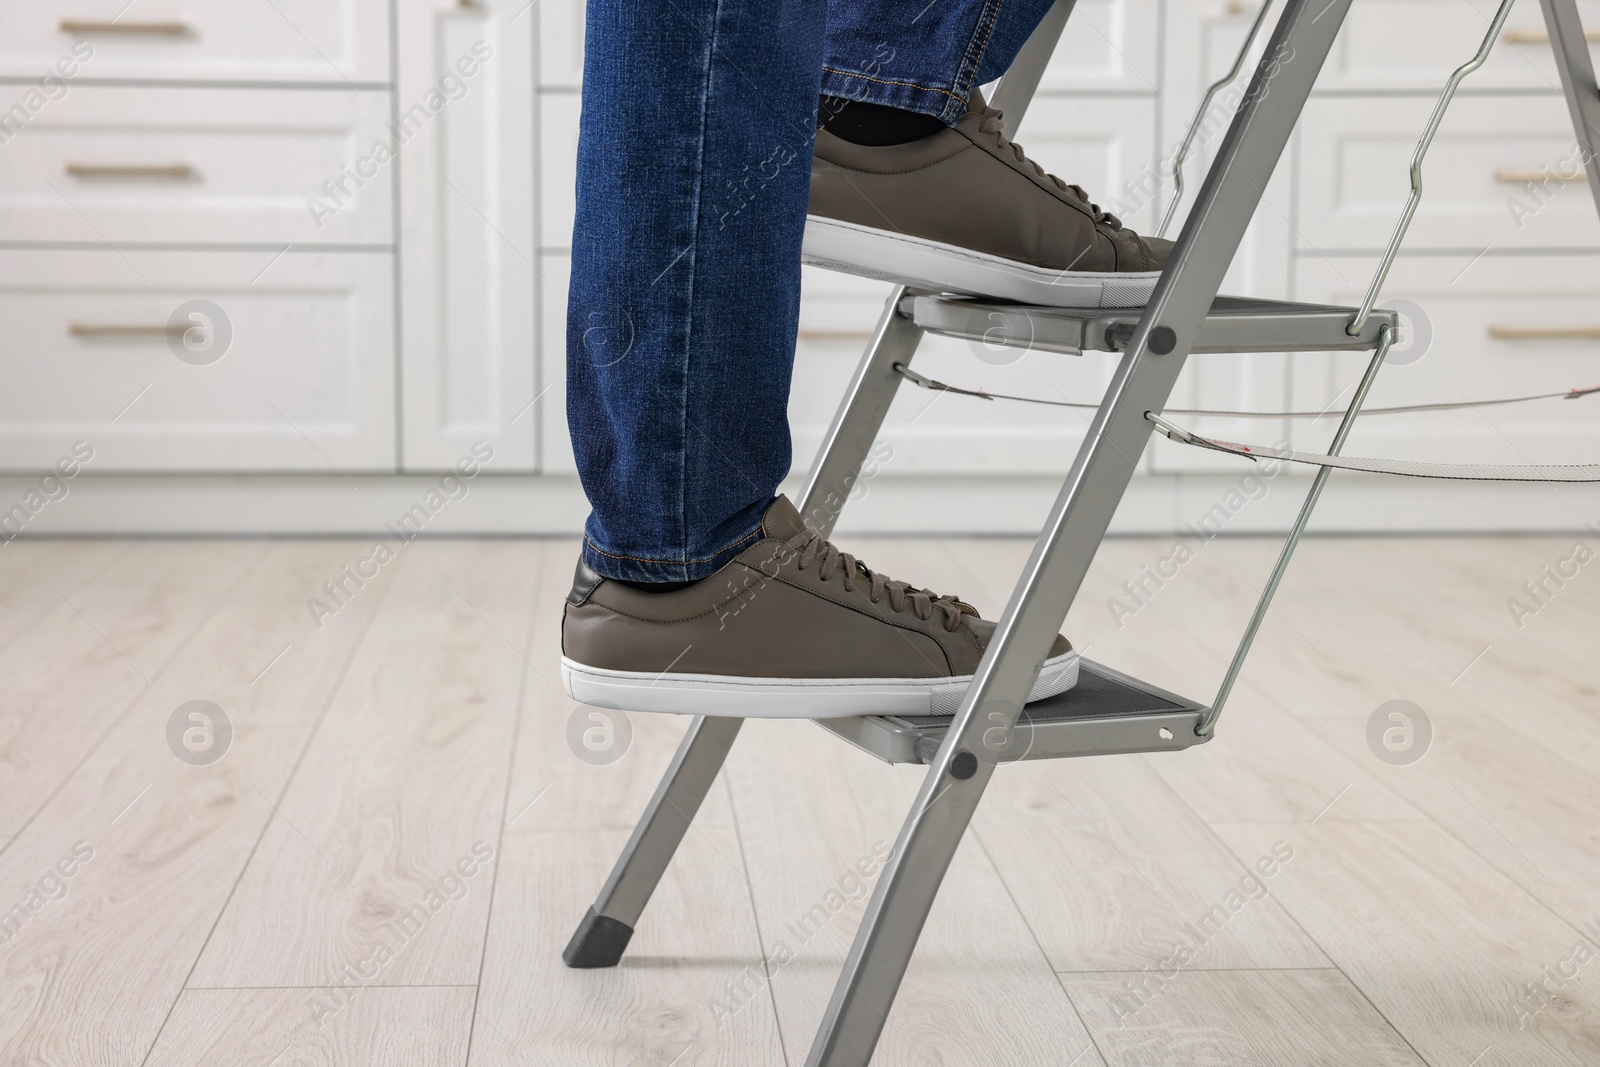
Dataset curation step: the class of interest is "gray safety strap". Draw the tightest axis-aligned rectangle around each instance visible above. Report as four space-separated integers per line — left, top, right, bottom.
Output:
1147 413 1600 483
894 363 1600 419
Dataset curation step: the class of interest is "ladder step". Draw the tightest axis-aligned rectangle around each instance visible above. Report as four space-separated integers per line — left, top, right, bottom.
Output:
814 660 1212 765
905 293 1399 355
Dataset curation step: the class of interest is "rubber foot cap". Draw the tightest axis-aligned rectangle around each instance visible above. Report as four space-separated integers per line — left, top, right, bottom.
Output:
563 907 634 968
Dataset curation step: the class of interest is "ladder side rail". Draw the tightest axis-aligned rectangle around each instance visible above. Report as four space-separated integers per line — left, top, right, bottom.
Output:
804 2 1356 1063
561 714 744 967
988 0 1079 130
1158 0 1276 238
796 286 923 537
1540 0 1600 220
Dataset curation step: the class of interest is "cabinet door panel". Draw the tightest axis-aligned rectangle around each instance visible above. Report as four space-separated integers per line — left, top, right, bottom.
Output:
398 0 538 471
1038 0 1161 94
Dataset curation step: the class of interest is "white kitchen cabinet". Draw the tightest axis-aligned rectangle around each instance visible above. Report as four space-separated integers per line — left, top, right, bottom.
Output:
1294 253 1600 465
1038 0 1162 93
538 92 580 252
0 0 392 84
0 86 394 246
0 249 396 472
1298 93 1600 253
1313 0 1600 92
538 1 585 89
396 0 539 471
539 254 575 473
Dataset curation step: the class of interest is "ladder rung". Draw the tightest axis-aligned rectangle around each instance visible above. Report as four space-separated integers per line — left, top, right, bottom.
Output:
905 294 1400 355
814 660 1212 765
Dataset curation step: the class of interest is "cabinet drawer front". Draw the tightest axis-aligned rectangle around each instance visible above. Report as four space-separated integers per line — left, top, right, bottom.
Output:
1315 0 1600 91
1298 95 1600 253
0 0 390 84
0 88 394 246
1038 0 1160 94
1292 254 1600 465
0 250 395 472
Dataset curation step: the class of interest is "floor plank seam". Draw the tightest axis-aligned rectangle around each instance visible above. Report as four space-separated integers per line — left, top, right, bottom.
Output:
1204 826 1437 1067
464 543 543 1067
134 547 406 1067
0 542 274 860
1153 755 1438 1065
971 827 1110 1067
723 766 792 1067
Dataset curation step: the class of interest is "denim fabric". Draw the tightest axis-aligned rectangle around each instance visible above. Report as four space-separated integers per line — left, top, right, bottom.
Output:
822 0 1058 123
569 0 1053 582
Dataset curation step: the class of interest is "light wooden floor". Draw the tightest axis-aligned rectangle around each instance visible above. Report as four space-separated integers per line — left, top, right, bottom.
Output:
2 534 1598 1066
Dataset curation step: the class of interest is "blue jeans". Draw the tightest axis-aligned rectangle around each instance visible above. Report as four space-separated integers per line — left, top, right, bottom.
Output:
568 0 1055 582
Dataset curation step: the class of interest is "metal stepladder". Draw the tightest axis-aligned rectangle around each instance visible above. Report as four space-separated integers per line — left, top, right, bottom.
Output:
563 1 1600 1063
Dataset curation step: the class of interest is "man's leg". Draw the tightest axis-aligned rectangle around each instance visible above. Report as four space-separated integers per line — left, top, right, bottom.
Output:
560 0 1083 719
808 0 1174 309
567 0 827 585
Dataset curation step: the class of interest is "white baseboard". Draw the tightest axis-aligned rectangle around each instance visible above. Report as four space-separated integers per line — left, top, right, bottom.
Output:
2 472 1597 540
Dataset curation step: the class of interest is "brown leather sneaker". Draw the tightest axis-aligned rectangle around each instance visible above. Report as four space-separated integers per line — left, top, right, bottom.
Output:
561 497 1078 718
805 90 1172 308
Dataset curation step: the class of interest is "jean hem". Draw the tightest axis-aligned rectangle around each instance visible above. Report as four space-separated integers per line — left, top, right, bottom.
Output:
819 67 969 124
581 525 765 584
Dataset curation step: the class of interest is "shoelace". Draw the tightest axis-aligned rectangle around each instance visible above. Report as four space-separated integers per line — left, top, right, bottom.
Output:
976 108 1125 230
787 529 976 632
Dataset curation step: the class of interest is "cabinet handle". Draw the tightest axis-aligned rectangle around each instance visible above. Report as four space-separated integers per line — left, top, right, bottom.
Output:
69 323 180 338
66 162 197 180
1503 28 1600 44
59 19 193 36
1494 167 1585 184
1488 325 1600 341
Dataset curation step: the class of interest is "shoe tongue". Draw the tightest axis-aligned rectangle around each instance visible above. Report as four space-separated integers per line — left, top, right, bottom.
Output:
968 86 987 112
761 495 810 541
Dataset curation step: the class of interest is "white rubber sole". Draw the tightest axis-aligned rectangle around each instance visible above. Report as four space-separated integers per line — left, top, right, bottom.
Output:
802 215 1159 309
561 650 1080 719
